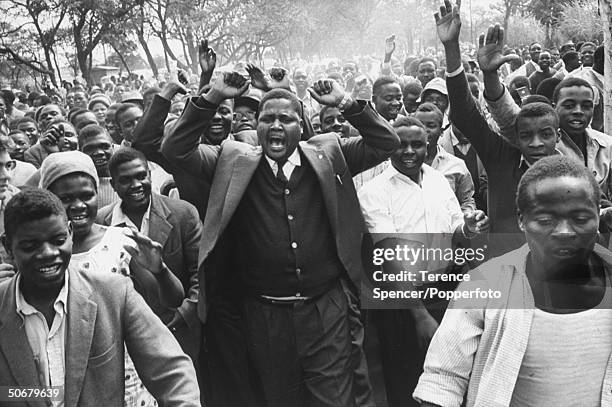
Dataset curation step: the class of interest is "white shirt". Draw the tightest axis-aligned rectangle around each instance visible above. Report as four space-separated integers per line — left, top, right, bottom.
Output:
15 271 69 407
265 148 301 181
110 200 151 236
448 128 471 156
148 161 174 195
430 145 476 213
358 164 463 234
510 292 612 407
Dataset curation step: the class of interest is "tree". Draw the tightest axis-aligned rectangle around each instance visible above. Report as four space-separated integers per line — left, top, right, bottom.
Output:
492 0 529 35
68 0 142 84
558 1 603 43
102 32 142 77
133 3 159 78
528 0 574 47
0 0 70 87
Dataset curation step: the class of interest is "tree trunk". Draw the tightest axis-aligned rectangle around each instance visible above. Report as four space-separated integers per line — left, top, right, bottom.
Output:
138 32 159 78
184 25 199 74
38 44 58 87
164 49 170 73
503 7 511 38
110 43 132 78
601 0 612 134
544 22 551 48
51 48 63 84
76 46 91 85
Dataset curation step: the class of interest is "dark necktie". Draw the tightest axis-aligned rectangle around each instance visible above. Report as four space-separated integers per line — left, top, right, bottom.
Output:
276 160 288 184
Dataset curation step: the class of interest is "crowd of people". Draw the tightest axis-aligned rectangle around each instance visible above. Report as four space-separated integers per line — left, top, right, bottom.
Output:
0 1 610 406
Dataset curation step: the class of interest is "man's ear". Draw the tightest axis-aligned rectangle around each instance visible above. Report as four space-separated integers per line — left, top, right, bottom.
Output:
67 222 73 238
517 212 526 232
1 233 12 260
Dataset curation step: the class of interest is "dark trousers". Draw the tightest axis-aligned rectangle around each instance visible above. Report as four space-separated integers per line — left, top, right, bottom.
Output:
341 280 376 407
201 301 264 407
243 284 356 407
372 309 424 407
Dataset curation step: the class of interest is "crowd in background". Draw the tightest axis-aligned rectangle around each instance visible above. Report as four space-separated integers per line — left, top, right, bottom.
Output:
0 1 610 406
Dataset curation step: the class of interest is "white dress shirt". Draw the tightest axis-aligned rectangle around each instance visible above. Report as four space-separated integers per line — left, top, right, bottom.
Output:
265 148 301 181
358 164 463 234
16 271 69 407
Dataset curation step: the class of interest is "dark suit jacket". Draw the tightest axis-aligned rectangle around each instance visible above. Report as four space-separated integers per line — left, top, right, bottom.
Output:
132 95 211 220
97 193 202 357
162 97 399 322
0 267 200 407
23 143 49 169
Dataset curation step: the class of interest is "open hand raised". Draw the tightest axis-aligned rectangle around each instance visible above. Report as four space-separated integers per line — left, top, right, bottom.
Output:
435 0 462 45
385 35 396 56
477 25 521 73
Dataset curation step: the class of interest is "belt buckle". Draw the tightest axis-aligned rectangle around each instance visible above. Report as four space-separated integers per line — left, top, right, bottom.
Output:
263 296 309 306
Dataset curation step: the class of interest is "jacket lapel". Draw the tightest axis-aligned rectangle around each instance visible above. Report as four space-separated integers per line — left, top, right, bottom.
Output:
64 270 97 407
300 145 339 236
103 206 113 226
0 278 41 398
148 194 172 248
219 154 260 231
199 150 260 265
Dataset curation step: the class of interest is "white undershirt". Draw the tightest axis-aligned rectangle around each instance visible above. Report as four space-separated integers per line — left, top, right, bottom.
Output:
510 286 612 406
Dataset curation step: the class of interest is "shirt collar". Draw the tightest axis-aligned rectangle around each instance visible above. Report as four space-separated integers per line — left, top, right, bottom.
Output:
16 268 69 320
265 147 301 172
111 198 152 230
384 163 430 186
519 149 563 168
450 130 460 147
559 127 607 149
585 128 609 148
432 144 448 161
448 127 470 147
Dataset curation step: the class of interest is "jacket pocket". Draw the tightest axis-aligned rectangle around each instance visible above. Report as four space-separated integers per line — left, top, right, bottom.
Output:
88 342 119 368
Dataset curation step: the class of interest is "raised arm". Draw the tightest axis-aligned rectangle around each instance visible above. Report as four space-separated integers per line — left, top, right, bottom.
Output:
308 79 399 174
197 39 216 93
161 72 248 181
132 79 188 173
380 35 400 81
436 0 504 168
478 25 522 145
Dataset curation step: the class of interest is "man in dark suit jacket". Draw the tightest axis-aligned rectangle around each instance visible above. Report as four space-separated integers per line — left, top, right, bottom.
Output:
162 71 399 407
0 188 200 406
132 79 259 221
131 80 213 221
96 147 202 364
